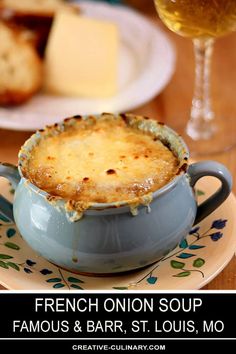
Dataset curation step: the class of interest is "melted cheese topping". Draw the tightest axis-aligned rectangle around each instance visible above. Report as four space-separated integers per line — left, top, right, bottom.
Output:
25 116 179 203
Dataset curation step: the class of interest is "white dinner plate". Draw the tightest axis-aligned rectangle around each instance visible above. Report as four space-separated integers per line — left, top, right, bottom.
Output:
0 0 175 131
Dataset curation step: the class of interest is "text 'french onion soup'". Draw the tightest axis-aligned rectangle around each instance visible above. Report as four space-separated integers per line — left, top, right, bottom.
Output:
21 114 181 207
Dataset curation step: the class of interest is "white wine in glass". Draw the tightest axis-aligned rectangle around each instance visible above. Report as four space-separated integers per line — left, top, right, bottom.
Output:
154 0 236 155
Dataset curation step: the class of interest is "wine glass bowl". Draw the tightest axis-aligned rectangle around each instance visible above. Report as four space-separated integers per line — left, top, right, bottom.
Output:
154 0 236 39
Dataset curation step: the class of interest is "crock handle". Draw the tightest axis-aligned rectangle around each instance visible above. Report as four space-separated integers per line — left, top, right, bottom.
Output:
0 163 20 221
188 161 232 225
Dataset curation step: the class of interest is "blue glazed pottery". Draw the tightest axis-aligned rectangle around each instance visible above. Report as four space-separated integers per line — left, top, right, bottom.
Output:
0 114 232 274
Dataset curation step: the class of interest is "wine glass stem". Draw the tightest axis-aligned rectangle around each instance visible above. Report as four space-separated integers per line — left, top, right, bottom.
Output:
187 38 215 140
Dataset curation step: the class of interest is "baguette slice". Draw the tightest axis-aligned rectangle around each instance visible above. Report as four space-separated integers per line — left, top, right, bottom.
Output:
0 0 79 56
0 22 43 105
0 0 68 17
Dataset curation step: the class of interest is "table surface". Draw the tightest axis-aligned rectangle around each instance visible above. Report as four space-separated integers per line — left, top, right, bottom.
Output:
0 2 236 290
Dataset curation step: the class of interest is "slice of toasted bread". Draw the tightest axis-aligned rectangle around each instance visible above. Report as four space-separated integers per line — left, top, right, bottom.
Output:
0 0 67 16
0 22 43 105
0 0 80 56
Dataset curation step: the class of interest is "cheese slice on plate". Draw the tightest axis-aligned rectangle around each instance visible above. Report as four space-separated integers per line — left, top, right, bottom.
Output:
44 10 119 97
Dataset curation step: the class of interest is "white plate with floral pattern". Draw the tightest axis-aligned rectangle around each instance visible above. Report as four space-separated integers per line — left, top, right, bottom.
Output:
0 175 236 290
0 1 175 131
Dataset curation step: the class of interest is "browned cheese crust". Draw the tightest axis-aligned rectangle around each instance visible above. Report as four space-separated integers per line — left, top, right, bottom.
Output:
24 115 180 204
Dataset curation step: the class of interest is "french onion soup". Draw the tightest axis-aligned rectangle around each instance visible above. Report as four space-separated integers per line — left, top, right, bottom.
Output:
21 114 180 207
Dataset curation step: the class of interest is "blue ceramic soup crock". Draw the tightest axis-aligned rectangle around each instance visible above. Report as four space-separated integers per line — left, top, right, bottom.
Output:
0 114 232 274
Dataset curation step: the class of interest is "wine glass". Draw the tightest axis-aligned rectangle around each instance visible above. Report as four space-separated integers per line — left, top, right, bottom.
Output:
154 0 236 155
